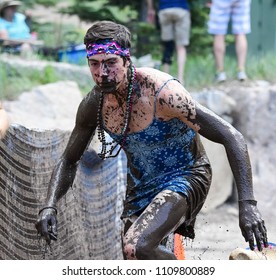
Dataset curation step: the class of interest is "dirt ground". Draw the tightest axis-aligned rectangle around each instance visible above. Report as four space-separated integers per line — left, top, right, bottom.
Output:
184 203 276 260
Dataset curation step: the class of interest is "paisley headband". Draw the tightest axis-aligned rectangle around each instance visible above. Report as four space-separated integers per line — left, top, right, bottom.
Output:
86 40 130 58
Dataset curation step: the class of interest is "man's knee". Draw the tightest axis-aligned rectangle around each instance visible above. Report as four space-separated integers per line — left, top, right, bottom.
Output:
123 234 152 260
123 241 137 260
135 240 153 259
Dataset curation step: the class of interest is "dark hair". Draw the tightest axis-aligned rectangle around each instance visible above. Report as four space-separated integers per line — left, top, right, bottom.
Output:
84 20 131 49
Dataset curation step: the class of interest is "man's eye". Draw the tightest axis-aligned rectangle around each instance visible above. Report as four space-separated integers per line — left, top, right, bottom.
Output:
89 62 98 67
108 60 116 66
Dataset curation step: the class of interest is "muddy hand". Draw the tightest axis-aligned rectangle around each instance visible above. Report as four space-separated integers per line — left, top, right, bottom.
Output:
35 207 58 245
239 201 268 251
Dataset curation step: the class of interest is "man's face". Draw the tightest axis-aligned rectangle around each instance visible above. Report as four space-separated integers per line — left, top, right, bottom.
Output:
87 53 130 93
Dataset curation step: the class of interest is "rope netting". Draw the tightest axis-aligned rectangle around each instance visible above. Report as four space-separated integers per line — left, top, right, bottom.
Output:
0 124 126 260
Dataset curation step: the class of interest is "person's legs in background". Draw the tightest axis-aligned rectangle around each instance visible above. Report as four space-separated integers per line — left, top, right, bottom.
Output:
232 0 251 81
175 8 190 85
161 40 175 74
158 9 174 75
235 34 248 80
176 45 186 84
159 8 190 85
208 0 231 82
213 34 226 82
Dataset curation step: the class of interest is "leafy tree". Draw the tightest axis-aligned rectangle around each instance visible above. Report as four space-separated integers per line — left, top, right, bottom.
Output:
26 0 215 57
65 0 214 56
62 0 137 24
189 0 213 55
21 0 59 7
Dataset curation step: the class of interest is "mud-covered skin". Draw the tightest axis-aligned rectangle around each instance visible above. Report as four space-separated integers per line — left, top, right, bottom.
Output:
239 201 267 251
123 190 188 260
154 82 268 251
35 89 100 243
36 53 267 256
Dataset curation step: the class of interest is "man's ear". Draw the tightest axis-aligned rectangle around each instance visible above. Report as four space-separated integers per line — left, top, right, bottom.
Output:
126 60 131 68
122 56 130 67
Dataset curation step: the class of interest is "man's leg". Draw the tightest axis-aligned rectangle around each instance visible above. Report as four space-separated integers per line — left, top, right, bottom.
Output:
158 10 174 75
162 63 170 74
235 34 247 72
233 0 250 74
176 45 186 85
213 34 225 73
122 190 188 260
232 0 251 80
174 9 190 85
162 40 174 74
212 34 227 82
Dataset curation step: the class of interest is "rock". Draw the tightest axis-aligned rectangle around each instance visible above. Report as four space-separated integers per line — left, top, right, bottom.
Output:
229 244 276 260
3 80 102 154
192 90 236 211
3 81 83 131
227 83 276 223
200 137 234 212
0 54 92 88
192 89 236 123
254 80 271 87
229 84 276 145
132 54 161 69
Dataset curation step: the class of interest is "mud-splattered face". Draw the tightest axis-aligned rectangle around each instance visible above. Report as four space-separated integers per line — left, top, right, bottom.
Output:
88 53 130 93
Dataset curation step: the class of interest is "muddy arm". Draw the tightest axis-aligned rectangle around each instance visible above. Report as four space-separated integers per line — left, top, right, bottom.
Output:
157 83 268 251
45 90 99 207
35 90 99 244
191 101 268 251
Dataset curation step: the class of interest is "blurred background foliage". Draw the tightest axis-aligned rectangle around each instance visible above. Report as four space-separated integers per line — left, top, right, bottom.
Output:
62 0 216 57
2 1 276 98
21 0 59 7
19 0 224 58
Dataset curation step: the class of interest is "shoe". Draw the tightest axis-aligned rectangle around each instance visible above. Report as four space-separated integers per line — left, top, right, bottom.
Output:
237 71 247 81
215 72 226 82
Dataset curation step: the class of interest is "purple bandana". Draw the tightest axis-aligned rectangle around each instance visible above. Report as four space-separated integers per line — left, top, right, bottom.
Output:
86 40 130 58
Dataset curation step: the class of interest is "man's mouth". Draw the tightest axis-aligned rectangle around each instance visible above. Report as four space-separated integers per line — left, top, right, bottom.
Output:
98 81 117 92
100 82 112 86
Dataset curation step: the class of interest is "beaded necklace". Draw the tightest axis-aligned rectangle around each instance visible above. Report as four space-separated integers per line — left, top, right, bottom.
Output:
97 65 136 159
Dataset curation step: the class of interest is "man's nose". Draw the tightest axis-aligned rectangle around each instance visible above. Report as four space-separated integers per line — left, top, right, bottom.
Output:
99 64 109 76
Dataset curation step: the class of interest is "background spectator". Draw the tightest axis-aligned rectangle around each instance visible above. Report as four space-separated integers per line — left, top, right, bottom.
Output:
0 0 33 55
147 0 191 85
207 0 251 82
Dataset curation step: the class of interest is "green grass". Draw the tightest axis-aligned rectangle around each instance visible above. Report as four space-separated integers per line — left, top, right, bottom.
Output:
246 53 276 81
168 52 276 90
0 63 60 100
1 52 276 101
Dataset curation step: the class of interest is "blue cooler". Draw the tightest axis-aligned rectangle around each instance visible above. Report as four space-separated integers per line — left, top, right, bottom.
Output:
58 44 87 65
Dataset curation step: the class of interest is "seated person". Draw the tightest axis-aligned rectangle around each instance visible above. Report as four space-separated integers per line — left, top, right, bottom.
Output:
0 1 34 55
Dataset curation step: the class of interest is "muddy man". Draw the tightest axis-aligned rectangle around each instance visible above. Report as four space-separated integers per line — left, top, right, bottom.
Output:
35 21 268 259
